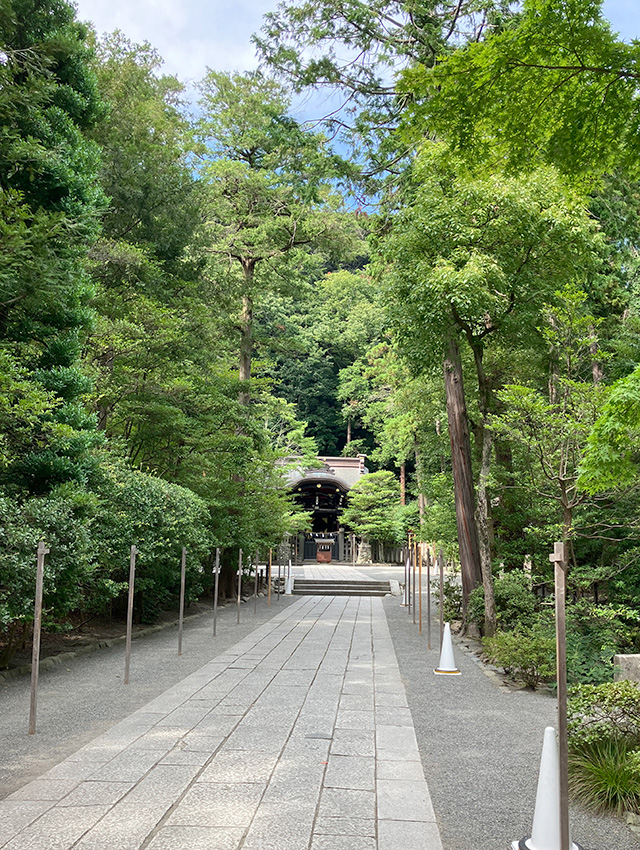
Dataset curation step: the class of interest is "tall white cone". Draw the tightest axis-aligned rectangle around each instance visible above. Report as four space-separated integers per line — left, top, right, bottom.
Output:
511 726 582 850
434 622 461 675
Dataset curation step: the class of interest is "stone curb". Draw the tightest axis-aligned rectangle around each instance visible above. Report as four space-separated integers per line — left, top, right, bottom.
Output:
0 608 215 684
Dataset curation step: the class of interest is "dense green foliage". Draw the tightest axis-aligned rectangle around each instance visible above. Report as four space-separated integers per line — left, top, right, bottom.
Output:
3 0 640 701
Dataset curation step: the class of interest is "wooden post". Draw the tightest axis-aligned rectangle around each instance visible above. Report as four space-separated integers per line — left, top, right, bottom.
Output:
213 548 220 637
550 540 570 850
407 536 412 617
253 550 259 614
178 547 186 656
28 541 50 734
412 538 417 624
124 545 138 684
268 549 272 606
426 546 431 650
237 549 243 625
418 543 423 635
439 547 444 650
277 555 281 601
352 532 356 567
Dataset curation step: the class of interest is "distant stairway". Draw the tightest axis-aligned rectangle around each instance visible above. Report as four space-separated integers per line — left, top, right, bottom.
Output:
292 579 392 597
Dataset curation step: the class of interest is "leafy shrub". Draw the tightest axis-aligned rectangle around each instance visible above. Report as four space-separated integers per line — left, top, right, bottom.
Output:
91 460 213 622
565 600 640 685
432 574 463 622
483 626 556 689
568 681 640 747
0 485 96 666
568 736 640 814
469 570 537 633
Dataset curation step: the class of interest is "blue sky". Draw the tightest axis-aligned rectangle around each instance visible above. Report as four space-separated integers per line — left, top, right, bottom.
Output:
73 0 638 90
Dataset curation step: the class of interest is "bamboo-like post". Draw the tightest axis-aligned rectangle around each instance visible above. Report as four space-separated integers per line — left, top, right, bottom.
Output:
277 555 281 601
268 549 272 606
412 538 417 624
550 540 570 850
28 541 50 734
213 548 220 637
407 535 412 617
178 547 186 656
418 542 423 635
124 545 138 684
439 547 444 650
253 550 259 614
237 549 243 624
426 546 431 650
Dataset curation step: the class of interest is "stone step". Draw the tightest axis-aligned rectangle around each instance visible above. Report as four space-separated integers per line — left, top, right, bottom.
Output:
292 579 391 597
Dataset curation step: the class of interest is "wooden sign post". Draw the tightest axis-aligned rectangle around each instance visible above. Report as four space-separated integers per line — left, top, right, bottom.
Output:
178 547 186 656
237 549 243 624
212 548 220 637
550 540 570 850
124 545 138 684
28 541 50 734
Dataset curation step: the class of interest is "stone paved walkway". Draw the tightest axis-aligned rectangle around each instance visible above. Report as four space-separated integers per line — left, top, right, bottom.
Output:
0 566 442 850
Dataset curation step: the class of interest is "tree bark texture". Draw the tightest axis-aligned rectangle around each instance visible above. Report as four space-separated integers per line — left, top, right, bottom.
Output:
443 334 482 614
239 260 255 407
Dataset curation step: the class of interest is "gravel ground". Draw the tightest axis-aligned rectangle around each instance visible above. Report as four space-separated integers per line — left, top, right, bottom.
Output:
0 592 295 797
379 588 638 850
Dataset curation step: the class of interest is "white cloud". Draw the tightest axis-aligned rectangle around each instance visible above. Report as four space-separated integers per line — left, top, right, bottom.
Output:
73 0 276 83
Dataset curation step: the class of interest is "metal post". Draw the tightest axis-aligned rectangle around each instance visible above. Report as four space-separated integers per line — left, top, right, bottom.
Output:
213 548 220 637
439 547 444 651
253 550 259 614
178 546 186 656
412 539 417 624
426 547 431 650
550 541 570 850
407 537 412 617
268 549 272 606
418 542 423 635
28 541 50 734
277 555 281 601
124 545 138 684
237 549 243 624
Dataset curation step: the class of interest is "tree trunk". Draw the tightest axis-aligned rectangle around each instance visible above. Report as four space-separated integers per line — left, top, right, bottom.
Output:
346 418 351 444
415 445 425 525
476 424 497 636
400 462 406 506
239 260 255 407
470 341 497 637
443 333 482 616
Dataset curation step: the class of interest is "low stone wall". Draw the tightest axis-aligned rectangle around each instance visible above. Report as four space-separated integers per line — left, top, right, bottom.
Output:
614 653 640 682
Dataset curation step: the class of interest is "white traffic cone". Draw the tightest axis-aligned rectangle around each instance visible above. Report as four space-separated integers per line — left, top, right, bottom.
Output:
511 726 582 850
434 622 461 675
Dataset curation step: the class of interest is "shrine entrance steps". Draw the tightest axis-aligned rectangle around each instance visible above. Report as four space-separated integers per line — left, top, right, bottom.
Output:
292 578 392 597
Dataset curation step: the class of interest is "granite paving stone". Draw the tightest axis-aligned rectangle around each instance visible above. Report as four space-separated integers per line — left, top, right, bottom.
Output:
0 568 446 850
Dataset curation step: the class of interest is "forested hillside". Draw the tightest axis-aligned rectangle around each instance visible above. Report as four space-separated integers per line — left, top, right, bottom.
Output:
3 0 640 698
